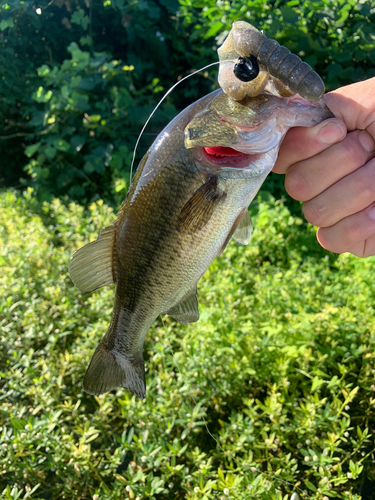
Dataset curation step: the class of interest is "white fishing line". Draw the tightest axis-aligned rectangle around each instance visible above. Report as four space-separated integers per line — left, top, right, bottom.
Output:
160 317 307 499
129 61 221 182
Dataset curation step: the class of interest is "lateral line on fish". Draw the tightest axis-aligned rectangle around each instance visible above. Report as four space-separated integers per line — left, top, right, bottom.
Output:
160 317 308 498
129 61 222 183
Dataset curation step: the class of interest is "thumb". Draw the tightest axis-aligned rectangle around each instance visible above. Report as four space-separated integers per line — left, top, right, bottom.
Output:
324 77 375 135
273 118 347 174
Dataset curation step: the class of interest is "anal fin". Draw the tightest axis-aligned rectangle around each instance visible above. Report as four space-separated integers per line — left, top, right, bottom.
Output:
165 286 199 324
69 224 116 293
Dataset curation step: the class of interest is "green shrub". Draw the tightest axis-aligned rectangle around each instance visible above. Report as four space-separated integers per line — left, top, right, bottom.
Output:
1 189 374 499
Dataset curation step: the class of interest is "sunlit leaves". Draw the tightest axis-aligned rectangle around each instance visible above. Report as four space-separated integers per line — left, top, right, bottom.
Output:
1 191 374 498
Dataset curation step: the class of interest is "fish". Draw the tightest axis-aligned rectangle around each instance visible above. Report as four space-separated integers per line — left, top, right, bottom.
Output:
69 22 333 400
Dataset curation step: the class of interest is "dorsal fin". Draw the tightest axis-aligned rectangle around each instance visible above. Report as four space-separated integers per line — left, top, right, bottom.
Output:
232 209 252 245
69 224 116 293
165 286 199 324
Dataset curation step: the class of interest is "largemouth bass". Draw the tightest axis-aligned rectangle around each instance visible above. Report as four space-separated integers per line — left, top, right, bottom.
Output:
69 23 333 399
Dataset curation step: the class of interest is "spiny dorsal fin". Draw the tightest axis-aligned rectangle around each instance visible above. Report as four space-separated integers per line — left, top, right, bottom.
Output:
69 224 116 293
232 209 252 245
165 286 199 324
177 176 226 232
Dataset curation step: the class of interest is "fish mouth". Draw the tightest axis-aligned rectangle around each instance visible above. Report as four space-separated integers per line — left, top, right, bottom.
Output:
188 90 333 172
199 146 261 169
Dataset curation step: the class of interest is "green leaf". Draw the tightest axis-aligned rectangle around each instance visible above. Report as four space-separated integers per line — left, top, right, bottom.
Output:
44 147 56 159
127 427 135 444
0 18 14 31
311 376 324 392
110 153 123 171
70 136 85 152
83 161 95 174
205 21 223 39
25 143 41 158
305 481 317 492
280 5 299 22
67 42 90 64
37 64 50 77
32 87 53 103
71 9 89 30
10 418 26 430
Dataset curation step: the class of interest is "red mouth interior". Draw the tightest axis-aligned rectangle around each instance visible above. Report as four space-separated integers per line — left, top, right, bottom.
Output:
204 146 245 158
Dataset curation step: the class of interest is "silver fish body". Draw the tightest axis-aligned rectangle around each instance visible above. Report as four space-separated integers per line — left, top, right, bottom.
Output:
69 87 332 399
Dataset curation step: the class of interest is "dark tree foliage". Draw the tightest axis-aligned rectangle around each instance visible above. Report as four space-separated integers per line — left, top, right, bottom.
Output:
1 0 375 205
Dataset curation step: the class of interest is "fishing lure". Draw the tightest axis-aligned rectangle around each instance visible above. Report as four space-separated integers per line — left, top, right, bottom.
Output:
218 20 325 102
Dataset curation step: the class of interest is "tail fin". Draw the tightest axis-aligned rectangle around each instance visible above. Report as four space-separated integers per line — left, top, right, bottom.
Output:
83 341 146 399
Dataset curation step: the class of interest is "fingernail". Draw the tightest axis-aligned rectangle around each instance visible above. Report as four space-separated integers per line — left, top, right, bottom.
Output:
358 130 375 153
317 121 346 145
369 203 375 221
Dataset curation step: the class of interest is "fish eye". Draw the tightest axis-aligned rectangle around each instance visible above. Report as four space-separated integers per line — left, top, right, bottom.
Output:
233 55 260 82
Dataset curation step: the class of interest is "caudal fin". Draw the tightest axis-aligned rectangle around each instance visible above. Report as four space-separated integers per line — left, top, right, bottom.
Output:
83 341 146 399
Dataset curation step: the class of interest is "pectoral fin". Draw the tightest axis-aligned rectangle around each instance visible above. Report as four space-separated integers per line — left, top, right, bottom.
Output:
165 286 199 324
69 224 116 293
218 208 252 255
177 176 226 232
232 209 252 245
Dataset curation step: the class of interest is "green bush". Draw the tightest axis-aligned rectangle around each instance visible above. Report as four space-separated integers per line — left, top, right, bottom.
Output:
1 189 375 499
1 0 375 204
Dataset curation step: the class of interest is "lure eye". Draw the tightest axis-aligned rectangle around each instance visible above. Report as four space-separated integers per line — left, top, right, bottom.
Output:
233 55 260 82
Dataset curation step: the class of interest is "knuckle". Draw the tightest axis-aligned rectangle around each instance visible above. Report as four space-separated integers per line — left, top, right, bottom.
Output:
273 158 289 174
339 133 369 166
285 167 311 201
360 182 374 201
302 201 327 226
341 217 362 246
356 162 375 199
339 137 361 165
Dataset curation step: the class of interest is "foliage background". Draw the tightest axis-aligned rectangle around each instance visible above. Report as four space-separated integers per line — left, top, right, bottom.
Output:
1 190 375 499
1 0 375 205
1 0 375 499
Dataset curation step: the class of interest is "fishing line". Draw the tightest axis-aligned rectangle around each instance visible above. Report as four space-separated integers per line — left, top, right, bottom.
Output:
160 317 306 499
129 61 221 182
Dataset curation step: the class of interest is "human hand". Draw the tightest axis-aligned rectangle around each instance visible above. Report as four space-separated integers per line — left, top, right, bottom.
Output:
273 77 375 257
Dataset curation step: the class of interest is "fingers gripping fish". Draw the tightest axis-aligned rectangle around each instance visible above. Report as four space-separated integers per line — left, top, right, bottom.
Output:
69 21 333 399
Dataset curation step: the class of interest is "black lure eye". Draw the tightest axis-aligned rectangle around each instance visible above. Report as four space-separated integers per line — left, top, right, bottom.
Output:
233 55 260 82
